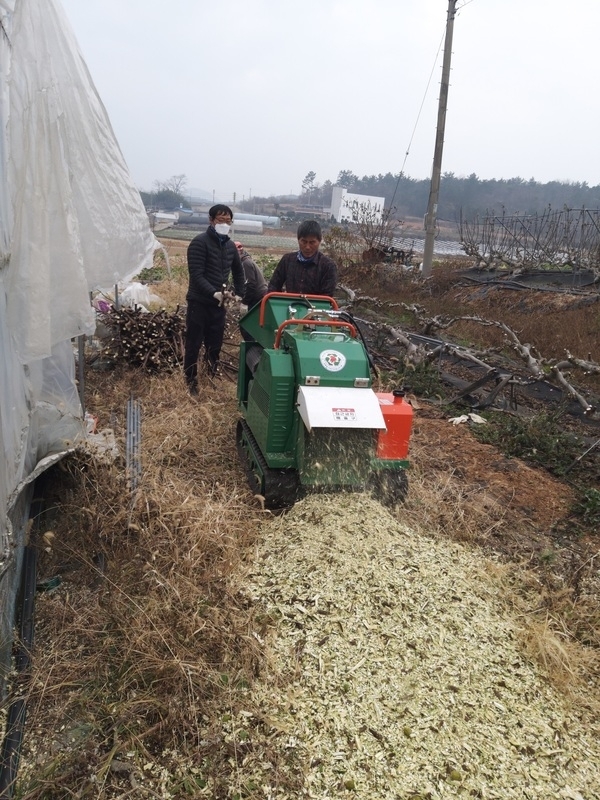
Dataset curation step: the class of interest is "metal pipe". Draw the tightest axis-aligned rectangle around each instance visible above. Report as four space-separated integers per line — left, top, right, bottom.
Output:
77 335 86 414
126 396 142 493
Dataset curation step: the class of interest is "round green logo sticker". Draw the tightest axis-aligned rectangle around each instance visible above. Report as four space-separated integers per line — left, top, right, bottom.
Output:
320 350 346 372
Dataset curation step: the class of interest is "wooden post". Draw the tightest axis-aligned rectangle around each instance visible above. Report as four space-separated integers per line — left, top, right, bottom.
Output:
422 0 457 278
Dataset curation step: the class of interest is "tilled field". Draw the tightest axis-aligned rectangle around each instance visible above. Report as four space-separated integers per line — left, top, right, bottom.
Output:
159 229 298 252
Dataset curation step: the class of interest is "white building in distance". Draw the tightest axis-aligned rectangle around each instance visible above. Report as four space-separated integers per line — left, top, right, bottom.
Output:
330 186 385 224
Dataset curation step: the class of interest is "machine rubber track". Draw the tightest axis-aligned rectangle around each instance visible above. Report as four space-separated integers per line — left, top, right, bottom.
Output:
236 419 299 510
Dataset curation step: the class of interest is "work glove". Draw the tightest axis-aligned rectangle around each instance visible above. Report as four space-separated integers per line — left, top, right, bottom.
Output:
239 303 248 315
213 291 224 306
222 290 236 308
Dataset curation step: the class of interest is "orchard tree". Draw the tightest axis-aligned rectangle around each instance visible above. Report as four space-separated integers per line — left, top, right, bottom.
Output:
351 202 399 255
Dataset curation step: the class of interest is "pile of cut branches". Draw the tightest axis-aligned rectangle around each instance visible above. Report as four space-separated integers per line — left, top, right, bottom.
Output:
100 306 185 371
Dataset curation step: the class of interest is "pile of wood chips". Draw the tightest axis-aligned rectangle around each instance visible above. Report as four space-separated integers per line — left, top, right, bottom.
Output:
237 493 599 800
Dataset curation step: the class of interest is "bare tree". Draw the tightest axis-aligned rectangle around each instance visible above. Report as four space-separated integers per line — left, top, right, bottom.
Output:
348 204 400 261
154 174 188 195
459 206 600 278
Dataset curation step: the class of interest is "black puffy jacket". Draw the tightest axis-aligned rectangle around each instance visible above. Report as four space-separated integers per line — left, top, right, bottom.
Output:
186 226 245 305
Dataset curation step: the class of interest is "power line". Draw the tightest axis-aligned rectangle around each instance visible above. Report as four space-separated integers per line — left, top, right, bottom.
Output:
390 0 475 211
389 30 445 209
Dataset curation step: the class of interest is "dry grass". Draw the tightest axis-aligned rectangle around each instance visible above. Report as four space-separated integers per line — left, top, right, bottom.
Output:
150 277 187 310
8 256 600 797
15 374 269 798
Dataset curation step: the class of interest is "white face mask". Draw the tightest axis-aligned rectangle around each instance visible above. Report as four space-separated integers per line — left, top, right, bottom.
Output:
214 223 230 235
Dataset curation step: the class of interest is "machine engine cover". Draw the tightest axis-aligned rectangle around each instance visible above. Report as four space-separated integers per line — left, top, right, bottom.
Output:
297 386 386 432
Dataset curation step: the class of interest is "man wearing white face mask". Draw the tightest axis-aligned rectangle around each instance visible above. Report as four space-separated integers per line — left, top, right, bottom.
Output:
184 204 245 395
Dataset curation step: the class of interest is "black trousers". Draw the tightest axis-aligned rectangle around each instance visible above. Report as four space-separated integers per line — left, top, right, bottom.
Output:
183 300 226 385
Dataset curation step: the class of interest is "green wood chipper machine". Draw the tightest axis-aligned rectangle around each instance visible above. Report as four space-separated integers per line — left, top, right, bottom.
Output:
236 292 413 509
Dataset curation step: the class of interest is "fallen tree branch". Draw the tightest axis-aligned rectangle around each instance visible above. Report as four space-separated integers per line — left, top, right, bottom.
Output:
490 321 544 378
559 351 600 376
401 304 456 335
381 325 428 366
337 283 356 302
342 286 598 416
550 365 595 415
427 342 496 371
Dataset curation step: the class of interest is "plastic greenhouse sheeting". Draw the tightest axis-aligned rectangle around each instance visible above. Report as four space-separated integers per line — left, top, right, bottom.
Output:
1 0 157 670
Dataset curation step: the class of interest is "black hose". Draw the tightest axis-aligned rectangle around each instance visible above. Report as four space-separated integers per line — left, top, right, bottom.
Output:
0 493 41 799
0 700 28 798
339 310 376 372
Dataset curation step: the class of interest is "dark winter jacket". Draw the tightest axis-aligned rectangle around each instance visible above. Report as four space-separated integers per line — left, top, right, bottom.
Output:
186 226 245 305
267 250 337 297
240 252 268 308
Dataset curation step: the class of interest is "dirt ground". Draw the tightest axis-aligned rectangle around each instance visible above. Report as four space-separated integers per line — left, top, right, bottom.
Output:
413 407 575 532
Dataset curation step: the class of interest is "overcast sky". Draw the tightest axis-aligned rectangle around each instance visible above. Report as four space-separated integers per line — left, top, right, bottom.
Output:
57 0 600 201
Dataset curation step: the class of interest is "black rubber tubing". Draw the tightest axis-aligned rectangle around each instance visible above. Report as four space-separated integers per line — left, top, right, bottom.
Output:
0 495 41 799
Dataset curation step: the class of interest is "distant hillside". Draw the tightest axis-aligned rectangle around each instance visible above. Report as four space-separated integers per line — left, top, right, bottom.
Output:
245 174 600 223
188 188 213 202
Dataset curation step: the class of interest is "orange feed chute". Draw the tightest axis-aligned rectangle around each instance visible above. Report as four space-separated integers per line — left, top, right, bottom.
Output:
375 391 413 460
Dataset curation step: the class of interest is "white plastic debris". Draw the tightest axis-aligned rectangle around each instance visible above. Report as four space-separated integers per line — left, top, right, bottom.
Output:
448 413 487 425
84 428 119 462
84 412 98 434
468 412 487 424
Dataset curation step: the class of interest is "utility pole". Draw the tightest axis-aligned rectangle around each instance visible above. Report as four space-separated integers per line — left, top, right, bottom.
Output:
422 0 457 278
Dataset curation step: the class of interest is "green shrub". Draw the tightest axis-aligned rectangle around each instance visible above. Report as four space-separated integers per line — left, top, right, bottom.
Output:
573 487 600 525
471 411 580 474
135 249 187 283
384 362 445 398
136 264 167 282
